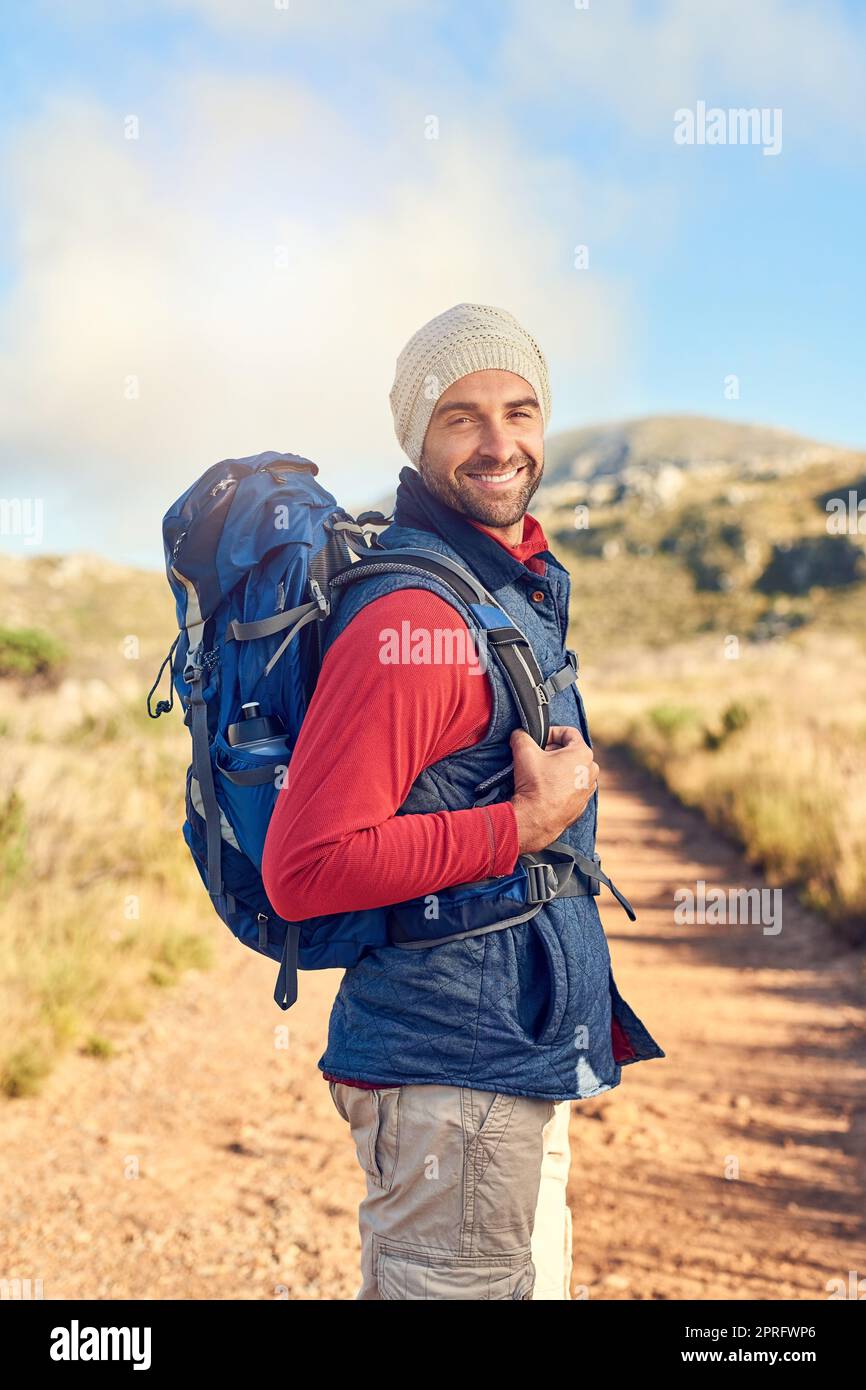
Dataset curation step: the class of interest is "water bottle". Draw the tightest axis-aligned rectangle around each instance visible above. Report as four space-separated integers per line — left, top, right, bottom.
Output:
227 702 291 758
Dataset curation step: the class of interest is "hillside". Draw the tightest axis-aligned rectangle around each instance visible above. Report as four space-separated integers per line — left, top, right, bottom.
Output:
543 412 856 487
0 551 174 680
535 452 866 659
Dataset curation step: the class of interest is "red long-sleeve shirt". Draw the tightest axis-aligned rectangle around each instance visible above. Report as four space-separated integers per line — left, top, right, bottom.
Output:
261 513 549 1088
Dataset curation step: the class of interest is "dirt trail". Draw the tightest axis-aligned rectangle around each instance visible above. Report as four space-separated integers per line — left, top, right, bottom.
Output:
2 748 865 1301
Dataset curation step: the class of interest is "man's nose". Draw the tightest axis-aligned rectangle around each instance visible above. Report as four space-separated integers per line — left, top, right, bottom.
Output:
474 423 516 467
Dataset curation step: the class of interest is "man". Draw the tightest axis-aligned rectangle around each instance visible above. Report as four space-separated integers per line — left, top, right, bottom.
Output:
262 302 665 1300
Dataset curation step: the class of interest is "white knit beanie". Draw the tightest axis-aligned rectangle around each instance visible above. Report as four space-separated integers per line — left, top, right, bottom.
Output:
389 302 552 466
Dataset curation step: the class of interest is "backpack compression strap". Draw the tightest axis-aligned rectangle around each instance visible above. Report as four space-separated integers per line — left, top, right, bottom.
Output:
225 582 330 681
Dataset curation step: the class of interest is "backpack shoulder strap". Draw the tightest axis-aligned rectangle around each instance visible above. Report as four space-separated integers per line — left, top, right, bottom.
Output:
327 545 578 748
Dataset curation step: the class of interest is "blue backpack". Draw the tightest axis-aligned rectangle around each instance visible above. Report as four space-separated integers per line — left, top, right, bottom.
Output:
148 450 635 1011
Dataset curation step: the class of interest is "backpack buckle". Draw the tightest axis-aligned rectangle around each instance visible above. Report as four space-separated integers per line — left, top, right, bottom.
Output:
524 860 559 903
588 852 602 896
309 578 329 614
183 641 203 684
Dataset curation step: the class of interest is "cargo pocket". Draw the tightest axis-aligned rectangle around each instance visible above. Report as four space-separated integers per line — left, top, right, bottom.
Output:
462 1091 553 1245
376 1243 536 1300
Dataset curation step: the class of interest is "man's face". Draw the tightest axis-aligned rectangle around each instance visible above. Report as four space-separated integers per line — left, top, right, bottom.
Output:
417 369 544 529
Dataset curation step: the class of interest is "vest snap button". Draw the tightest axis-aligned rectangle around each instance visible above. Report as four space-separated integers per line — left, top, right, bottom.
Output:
530 590 545 602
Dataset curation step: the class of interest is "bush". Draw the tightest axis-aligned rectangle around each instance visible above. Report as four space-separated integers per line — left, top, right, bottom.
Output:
703 699 752 750
626 703 705 769
0 626 67 683
721 700 751 736
648 703 702 739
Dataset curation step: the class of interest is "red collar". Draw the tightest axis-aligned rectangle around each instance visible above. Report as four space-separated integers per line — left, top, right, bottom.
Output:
465 512 549 572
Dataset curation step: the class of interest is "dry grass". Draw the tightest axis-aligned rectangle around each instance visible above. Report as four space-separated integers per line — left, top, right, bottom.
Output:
0 559 216 1096
0 717 213 1094
582 629 866 940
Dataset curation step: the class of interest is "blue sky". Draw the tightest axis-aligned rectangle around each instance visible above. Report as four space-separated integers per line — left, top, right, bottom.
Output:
1 0 864 566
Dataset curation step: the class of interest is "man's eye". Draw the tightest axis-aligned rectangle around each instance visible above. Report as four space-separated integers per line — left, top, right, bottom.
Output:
450 411 531 425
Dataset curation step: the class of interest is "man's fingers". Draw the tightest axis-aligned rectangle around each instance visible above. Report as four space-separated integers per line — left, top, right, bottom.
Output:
546 724 582 748
573 757 601 792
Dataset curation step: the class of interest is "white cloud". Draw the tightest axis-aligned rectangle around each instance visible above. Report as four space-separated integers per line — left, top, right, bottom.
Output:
0 70 640 559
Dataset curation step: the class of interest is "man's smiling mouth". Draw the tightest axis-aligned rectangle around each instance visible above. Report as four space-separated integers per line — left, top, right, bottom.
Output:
464 463 528 489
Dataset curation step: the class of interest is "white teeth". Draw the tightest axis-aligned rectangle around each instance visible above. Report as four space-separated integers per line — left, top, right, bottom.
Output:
471 467 519 482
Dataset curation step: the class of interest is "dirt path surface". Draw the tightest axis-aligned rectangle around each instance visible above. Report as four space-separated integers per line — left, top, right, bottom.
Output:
2 748 865 1301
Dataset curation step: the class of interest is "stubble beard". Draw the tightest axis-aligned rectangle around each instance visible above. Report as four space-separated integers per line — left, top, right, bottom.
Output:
417 451 543 530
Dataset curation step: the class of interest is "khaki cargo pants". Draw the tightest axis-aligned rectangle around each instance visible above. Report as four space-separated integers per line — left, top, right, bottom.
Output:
328 1081 573 1300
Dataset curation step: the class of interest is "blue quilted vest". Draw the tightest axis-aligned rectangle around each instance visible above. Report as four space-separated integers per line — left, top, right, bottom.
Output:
317 467 665 1102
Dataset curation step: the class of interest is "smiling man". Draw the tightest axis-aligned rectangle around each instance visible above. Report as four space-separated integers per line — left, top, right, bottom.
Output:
262 302 665 1301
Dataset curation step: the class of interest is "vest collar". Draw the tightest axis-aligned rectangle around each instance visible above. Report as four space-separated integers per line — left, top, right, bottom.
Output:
389 464 559 594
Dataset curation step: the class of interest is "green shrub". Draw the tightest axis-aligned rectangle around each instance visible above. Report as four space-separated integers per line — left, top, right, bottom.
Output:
0 626 67 682
704 700 752 750
722 700 751 736
648 703 702 739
